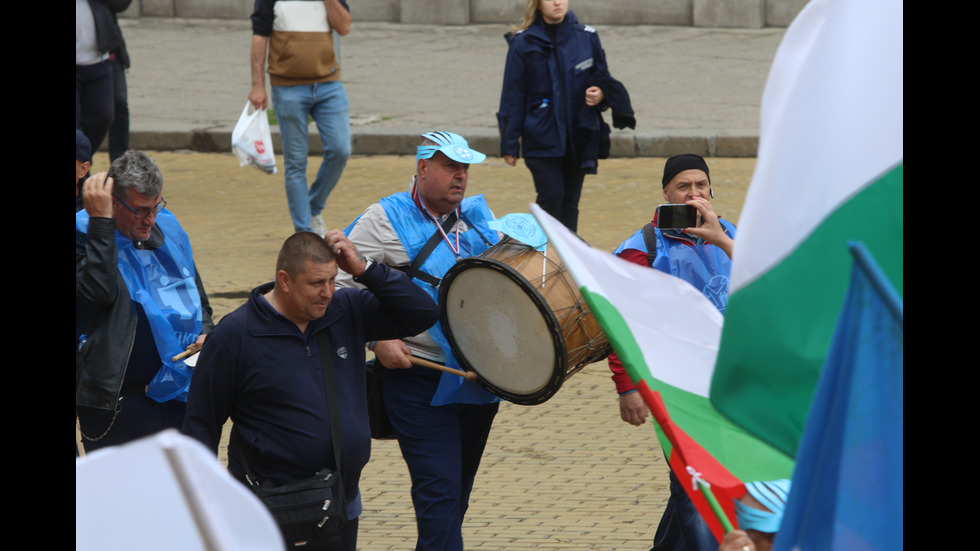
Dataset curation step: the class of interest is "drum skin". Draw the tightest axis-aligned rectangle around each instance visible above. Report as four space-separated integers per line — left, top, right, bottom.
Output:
439 238 611 405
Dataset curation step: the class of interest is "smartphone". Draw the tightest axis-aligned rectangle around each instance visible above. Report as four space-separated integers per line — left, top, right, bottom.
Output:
656 204 698 229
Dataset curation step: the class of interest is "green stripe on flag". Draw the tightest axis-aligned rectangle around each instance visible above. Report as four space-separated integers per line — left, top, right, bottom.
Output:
580 287 654 395
582 288 794 483
713 163 903 458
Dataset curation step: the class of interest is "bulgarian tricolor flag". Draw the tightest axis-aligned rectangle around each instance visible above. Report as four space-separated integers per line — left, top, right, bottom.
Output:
531 0 902 536
712 0 903 459
531 203 793 540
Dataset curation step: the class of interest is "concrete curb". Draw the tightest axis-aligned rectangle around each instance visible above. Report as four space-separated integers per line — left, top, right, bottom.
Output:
111 19 785 160
129 126 760 158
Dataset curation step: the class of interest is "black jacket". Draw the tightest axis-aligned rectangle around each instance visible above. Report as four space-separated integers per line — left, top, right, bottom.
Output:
87 0 131 68
574 74 635 172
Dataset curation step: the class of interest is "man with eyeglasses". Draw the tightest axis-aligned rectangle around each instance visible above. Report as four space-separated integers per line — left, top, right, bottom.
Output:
76 150 213 452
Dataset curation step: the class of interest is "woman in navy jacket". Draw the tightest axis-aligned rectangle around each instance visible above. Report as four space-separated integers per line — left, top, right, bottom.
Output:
497 0 633 232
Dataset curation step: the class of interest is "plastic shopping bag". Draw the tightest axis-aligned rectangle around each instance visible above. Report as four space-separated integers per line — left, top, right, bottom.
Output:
232 102 277 174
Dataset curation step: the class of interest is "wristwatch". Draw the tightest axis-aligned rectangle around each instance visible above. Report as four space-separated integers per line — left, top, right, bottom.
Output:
357 256 376 279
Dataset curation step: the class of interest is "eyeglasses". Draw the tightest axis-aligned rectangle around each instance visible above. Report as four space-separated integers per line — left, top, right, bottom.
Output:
114 195 167 219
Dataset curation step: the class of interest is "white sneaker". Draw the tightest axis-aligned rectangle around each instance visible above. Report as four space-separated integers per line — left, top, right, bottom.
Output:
310 214 327 236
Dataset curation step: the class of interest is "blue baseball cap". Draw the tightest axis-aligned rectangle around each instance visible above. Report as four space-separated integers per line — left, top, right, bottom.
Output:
733 479 791 534
416 131 486 164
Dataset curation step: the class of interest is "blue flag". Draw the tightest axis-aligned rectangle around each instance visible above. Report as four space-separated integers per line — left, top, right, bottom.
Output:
774 243 903 551
488 213 547 251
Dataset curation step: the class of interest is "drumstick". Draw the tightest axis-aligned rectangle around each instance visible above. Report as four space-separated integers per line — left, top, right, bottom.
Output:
541 248 548 286
172 342 202 362
408 356 479 382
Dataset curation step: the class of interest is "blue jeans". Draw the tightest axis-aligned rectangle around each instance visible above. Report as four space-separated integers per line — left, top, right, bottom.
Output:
271 81 351 232
651 471 719 551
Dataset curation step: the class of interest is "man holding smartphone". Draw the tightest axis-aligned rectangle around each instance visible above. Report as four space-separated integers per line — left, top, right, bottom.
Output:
607 153 736 551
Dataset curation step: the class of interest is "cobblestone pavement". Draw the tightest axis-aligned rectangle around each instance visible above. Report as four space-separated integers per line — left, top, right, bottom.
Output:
99 150 755 550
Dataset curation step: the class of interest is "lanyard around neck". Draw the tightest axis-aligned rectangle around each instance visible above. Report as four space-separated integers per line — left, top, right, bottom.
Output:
412 177 462 259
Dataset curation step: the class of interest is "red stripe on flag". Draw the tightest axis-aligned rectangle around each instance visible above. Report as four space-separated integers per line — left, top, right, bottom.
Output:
636 380 746 541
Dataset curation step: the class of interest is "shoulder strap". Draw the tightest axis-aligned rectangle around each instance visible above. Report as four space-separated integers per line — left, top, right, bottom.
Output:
393 211 457 287
641 223 658 267
317 330 344 479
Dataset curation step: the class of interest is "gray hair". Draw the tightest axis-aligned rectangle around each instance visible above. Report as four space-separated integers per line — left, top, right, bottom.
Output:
109 151 164 198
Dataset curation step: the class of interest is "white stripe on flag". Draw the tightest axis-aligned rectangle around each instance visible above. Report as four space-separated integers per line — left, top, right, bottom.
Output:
530 204 722 397
732 0 903 292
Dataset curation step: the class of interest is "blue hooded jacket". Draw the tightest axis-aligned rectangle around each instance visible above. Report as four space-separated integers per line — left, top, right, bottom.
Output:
497 11 633 170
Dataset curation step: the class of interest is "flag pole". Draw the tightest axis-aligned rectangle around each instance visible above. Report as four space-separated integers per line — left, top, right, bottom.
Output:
848 241 903 326
697 480 735 533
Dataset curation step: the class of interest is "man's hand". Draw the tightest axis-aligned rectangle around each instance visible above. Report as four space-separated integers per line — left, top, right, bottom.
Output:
248 84 268 111
324 229 367 276
585 86 605 107
683 196 734 259
373 339 413 369
720 530 756 551
503 155 518 167
173 334 208 362
84 172 115 219
619 392 650 426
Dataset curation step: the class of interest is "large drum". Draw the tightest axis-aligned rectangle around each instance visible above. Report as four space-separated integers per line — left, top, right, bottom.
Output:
439 237 611 405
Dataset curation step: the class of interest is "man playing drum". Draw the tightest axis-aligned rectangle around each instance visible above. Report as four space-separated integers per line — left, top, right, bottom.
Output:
337 131 500 551
608 154 736 551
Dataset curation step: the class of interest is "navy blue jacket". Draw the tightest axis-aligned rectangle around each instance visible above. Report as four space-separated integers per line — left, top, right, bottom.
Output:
497 11 633 170
182 262 438 517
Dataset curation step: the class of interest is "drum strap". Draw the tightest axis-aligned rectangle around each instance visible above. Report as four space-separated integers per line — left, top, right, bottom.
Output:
395 211 459 287
641 223 658 267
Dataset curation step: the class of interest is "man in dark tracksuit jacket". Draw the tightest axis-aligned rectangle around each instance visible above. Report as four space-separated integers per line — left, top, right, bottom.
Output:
183 230 439 551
